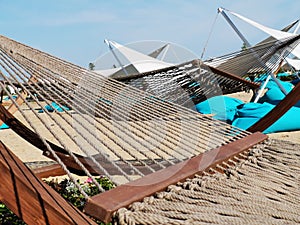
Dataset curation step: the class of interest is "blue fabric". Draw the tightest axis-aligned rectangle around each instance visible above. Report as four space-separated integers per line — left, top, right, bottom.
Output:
195 96 244 123
3 96 17 101
259 79 294 103
258 79 300 107
253 73 269 82
235 102 270 118
264 79 294 91
276 72 291 78
39 102 70 113
232 102 300 134
291 78 300 86
0 123 9 129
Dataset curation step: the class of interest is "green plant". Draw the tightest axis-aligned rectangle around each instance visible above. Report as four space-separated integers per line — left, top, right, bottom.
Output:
89 62 95 71
0 202 26 225
45 176 114 224
0 176 114 225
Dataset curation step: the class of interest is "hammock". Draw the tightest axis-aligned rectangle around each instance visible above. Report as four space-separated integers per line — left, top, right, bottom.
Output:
225 8 300 59
217 8 299 101
0 35 299 223
113 35 300 106
113 138 300 224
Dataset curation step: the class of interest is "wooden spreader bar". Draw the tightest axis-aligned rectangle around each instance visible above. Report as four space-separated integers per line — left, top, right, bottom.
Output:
32 163 66 179
84 132 268 223
0 141 96 225
206 64 260 90
114 59 261 90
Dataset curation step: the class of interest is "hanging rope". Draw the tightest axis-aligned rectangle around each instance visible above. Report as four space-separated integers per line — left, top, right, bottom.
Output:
0 34 299 200
115 35 300 105
200 11 219 60
114 139 300 224
0 35 251 195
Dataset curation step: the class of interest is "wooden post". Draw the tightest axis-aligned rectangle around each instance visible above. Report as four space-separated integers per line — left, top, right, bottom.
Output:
0 141 96 225
248 81 300 133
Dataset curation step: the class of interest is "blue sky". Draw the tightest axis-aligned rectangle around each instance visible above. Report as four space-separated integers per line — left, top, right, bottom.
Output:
1 0 299 68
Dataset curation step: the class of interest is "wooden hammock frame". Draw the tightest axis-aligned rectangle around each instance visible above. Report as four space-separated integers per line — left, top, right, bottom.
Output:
1 35 300 224
84 81 300 222
0 141 97 225
0 130 267 224
248 81 300 132
2 81 300 224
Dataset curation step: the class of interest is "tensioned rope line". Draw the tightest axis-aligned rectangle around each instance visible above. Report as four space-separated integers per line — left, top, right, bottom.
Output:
0 40 202 118
1 35 251 190
0 50 237 163
16 56 240 145
200 11 219 60
114 36 300 105
13 36 298 110
0 56 241 159
0 57 138 181
113 139 300 224
117 61 249 106
0 55 182 180
0 37 294 152
205 36 296 75
0 79 96 196
1 35 298 108
0 34 298 206
0 36 296 155
0 39 248 147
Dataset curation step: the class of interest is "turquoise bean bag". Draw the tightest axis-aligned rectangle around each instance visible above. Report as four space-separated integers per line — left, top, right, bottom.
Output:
259 80 294 102
0 123 9 129
259 79 300 107
39 102 70 113
195 96 244 123
232 102 300 134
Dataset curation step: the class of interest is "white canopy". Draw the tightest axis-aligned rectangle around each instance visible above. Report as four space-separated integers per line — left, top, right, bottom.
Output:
285 58 300 70
97 40 173 77
227 9 300 58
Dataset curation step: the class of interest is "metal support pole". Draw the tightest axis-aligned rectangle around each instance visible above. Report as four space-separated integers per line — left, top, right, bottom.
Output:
218 7 288 101
293 21 300 34
104 39 129 76
218 8 251 48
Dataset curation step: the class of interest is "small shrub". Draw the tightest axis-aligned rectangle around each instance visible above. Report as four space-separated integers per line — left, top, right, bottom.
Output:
0 202 26 225
1 176 115 225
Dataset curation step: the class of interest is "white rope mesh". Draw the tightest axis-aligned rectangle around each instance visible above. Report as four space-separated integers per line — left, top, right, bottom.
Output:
0 34 297 198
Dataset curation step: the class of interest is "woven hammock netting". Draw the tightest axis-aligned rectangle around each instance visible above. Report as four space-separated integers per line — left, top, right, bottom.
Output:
0 34 299 195
114 35 300 107
113 139 300 224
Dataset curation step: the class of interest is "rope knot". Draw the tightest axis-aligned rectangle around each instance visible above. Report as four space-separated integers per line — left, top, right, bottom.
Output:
130 202 145 211
167 185 182 193
248 148 263 164
248 156 258 164
249 148 263 157
156 191 172 199
183 182 198 190
225 168 239 179
114 208 133 225
143 196 155 204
